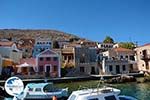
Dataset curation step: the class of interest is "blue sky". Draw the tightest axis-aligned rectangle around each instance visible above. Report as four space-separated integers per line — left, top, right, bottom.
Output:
0 0 150 45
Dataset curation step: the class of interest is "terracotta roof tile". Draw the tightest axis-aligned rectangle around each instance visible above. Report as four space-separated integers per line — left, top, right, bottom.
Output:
113 47 133 52
17 38 35 49
137 43 150 48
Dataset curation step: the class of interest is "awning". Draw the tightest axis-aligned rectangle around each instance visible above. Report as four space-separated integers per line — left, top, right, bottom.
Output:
17 62 32 67
2 58 13 67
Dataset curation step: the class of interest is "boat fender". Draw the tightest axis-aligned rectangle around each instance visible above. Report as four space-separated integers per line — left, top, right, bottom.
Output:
52 95 57 100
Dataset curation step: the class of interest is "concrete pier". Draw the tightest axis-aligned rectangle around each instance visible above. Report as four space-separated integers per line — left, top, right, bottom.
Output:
0 73 144 86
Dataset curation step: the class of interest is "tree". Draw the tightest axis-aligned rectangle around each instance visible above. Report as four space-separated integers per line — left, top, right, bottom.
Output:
119 42 135 49
103 36 114 43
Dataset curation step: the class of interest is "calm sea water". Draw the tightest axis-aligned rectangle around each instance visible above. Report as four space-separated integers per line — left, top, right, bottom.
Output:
4 80 150 100
55 80 150 100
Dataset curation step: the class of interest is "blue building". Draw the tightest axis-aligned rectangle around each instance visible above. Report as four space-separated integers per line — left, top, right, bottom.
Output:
32 38 52 58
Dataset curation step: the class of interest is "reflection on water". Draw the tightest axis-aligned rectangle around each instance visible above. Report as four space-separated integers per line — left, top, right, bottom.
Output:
2 81 150 100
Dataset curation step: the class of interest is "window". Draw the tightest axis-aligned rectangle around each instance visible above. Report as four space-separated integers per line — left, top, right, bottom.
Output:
35 88 41 92
109 65 113 71
80 56 85 63
104 95 117 100
39 66 43 72
25 49 28 52
39 57 44 61
68 56 72 60
80 67 85 72
68 95 76 100
120 55 123 59
29 88 33 91
53 65 57 71
129 56 135 61
88 98 98 100
122 65 126 71
142 64 144 67
53 57 58 61
64 56 67 60
112 57 115 60
46 57 51 61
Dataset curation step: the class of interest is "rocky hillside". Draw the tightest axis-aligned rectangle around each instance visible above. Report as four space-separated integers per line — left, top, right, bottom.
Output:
0 29 83 41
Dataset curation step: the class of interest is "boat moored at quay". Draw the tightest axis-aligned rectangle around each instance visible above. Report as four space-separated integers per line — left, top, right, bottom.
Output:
67 86 138 100
13 82 68 100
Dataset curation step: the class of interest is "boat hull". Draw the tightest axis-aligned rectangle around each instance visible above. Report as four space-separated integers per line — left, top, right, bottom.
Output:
24 97 67 100
24 94 67 100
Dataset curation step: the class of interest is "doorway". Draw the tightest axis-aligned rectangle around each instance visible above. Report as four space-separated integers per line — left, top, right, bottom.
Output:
91 67 96 74
45 65 51 77
116 65 120 74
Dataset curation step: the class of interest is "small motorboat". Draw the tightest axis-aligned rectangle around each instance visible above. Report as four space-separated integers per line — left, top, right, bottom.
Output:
67 86 137 100
13 82 68 100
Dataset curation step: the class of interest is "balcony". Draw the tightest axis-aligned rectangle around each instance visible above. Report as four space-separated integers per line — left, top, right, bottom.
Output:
140 55 150 60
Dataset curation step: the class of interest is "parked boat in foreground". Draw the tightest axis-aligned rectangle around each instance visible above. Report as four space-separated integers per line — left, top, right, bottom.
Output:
13 82 68 100
67 86 137 100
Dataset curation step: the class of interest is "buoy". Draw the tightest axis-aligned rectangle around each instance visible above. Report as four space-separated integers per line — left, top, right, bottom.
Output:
52 96 57 100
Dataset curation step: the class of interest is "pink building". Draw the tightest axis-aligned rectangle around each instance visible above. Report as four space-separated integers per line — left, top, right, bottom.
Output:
36 49 61 77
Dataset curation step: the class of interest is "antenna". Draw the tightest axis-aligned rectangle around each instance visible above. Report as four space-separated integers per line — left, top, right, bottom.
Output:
135 41 138 47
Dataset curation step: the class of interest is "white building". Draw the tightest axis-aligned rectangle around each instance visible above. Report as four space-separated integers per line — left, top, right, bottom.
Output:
135 43 150 72
0 41 22 63
101 47 137 75
32 38 52 57
97 42 114 52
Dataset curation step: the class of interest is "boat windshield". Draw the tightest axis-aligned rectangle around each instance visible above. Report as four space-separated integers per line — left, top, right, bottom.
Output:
43 84 60 92
68 94 76 100
104 95 117 100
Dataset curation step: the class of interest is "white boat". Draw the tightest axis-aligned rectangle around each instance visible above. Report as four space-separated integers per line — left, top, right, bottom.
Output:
13 82 68 100
67 86 137 100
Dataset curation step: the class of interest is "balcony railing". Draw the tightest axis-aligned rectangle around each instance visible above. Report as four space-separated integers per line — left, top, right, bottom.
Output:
140 55 150 60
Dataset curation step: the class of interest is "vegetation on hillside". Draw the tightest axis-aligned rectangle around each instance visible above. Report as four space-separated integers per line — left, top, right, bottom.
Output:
103 36 114 43
119 42 135 49
0 29 81 41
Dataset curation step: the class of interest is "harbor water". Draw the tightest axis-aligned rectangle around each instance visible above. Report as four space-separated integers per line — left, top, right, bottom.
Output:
55 80 150 100
3 80 150 100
